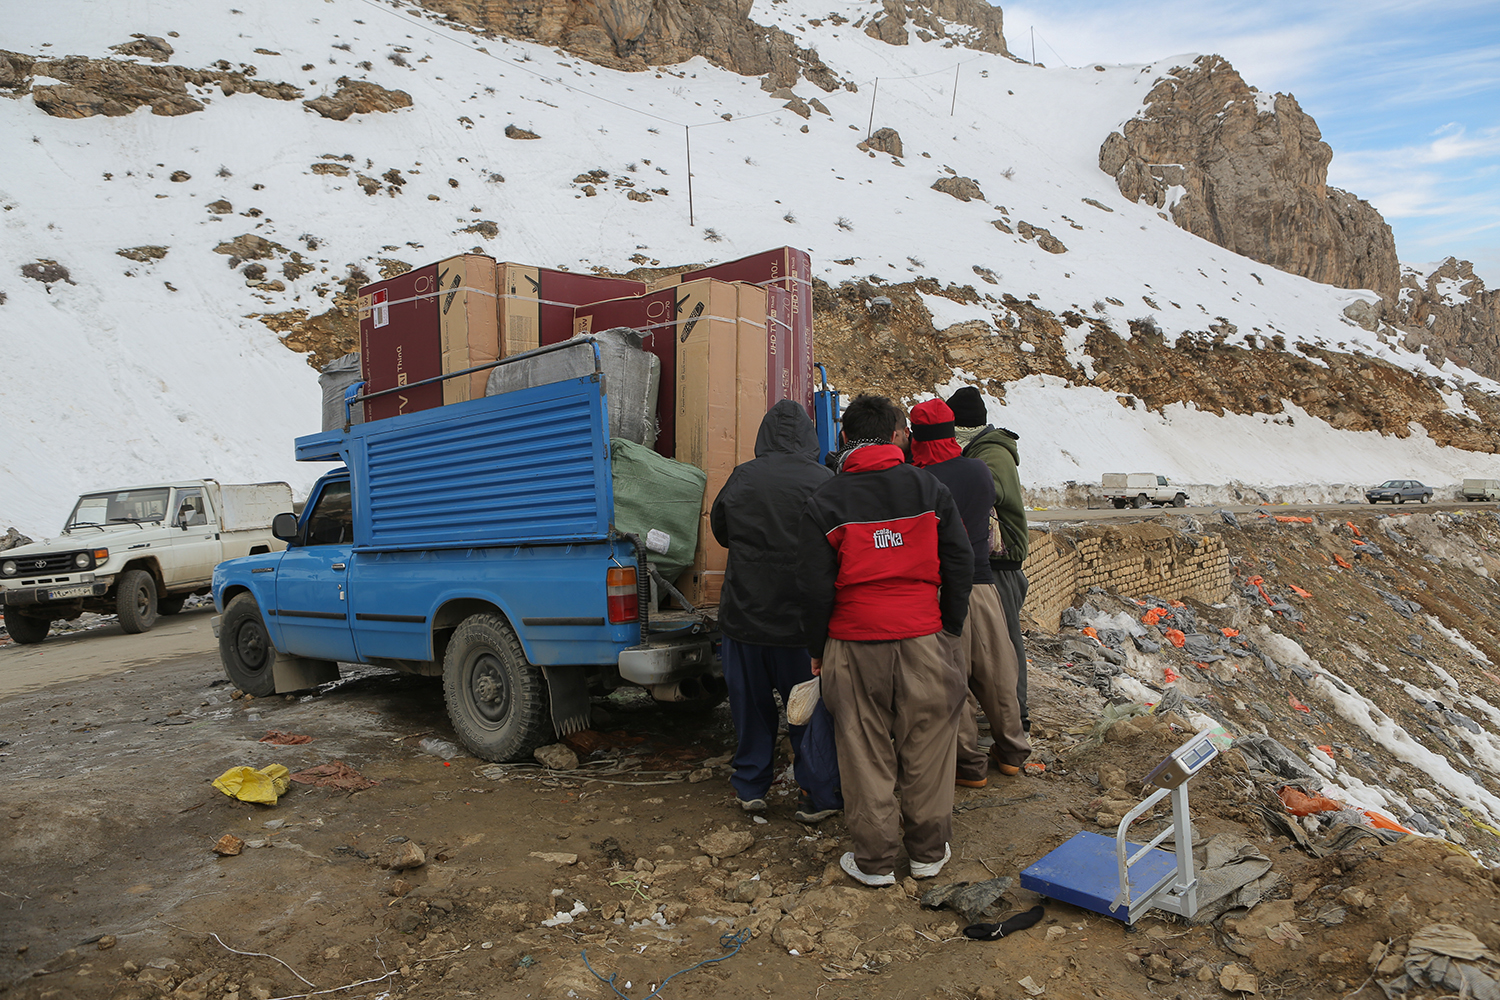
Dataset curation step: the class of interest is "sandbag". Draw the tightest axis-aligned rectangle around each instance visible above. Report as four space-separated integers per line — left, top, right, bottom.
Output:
611 437 705 581
319 352 366 431
486 329 660 446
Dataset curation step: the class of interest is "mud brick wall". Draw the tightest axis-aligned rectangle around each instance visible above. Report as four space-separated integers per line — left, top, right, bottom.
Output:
1020 524 1231 631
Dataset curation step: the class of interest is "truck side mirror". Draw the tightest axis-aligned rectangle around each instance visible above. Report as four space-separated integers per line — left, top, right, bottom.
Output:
271 512 301 544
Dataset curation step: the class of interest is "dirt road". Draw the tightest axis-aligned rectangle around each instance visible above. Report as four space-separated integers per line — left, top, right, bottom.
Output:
0 607 219 698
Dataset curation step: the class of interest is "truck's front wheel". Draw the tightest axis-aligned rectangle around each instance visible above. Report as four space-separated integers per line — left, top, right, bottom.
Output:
3 606 50 645
1173 494 1187 508
1133 494 1149 509
116 569 159 634
220 593 276 696
443 614 551 763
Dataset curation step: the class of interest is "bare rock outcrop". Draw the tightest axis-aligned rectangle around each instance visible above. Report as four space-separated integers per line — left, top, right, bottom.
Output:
1098 55 1399 306
861 127 903 157
861 0 1008 54
1395 259 1500 381
1 48 303 118
303 78 412 120
418 0 841 91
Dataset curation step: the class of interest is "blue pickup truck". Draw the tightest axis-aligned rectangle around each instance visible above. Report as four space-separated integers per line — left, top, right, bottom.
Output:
211 339 839 762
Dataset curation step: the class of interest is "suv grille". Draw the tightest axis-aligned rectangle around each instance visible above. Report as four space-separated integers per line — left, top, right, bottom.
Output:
10 552 82 581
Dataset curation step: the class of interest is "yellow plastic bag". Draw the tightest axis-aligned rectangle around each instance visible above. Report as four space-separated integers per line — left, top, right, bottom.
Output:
212 764 292 805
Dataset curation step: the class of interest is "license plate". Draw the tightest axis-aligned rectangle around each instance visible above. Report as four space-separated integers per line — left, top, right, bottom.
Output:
48 585 92 601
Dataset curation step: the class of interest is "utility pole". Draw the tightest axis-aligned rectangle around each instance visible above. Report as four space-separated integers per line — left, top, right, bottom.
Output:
685 125 694 227
866 78 878 140
1031 26 1035 64
951 64 959 115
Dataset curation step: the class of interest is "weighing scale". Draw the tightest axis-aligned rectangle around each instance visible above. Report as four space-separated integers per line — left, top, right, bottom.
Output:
1020 728 1221 924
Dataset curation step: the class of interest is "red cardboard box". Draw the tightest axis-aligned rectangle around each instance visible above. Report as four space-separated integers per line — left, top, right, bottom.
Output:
572 286 681 457
356 254 500 421
500 264 645 356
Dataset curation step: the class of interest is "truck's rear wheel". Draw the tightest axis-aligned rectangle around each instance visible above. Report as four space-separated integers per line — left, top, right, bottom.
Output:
443 613 551 763
1173 494 1187 508
220 593 275 696
116 569 159 634
158 595 186 616
3 606 50 645
1133 494 1149 509
1112 499 1127 509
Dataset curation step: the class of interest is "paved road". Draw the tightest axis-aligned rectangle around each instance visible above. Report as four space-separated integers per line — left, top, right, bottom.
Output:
0 606 218 698
1026 499 1489 522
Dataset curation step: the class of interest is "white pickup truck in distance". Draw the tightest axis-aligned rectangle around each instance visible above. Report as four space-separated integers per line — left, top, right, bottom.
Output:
1 480 291 644
1102 473 1189 509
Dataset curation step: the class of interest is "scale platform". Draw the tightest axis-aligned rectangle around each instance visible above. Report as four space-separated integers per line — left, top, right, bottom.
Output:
1020 831 1179 918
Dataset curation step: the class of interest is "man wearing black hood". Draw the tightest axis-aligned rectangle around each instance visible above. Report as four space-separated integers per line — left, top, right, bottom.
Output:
711 399 839 822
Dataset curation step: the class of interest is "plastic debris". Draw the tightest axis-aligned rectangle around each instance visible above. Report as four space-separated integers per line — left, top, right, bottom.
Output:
212 764 292 805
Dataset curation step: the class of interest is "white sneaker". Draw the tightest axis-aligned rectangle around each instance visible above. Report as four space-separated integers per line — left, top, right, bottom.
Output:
839 852 895 887
910 843 951 879
737 797 768 813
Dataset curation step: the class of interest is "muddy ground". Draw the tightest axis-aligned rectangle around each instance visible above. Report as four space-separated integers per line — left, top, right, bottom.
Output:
8 508 1500 1000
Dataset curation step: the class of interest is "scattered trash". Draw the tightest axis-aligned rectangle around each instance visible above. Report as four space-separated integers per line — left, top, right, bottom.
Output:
418 737 465 760
962 904 1044 940
1164 629 1186 647
289 761 379 791
259 730 314 745
1288 584 1312 598
919 876 1014 923
212 764 291 805
534 743 580 771
785 677 819 726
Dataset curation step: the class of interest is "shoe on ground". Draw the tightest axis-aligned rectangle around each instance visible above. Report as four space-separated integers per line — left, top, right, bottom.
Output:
956 775 988 789
737 797 768 813
909 842 952 879
840 852 895 887
996 763 1021 777
795 792 840 824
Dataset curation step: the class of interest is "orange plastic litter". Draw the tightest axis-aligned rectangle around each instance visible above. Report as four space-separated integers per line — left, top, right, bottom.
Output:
1142 607 1169 625
1278 786 1343 816
1274 515 1314 523
1334 554 1353 569
1023 762 1046 775
1289 585 1312 598
1362 810 1411 833
1289 694 1312 712
1165 629 1186 648
1082 626 1098 638
1163 667 1181 683
1346 521 1362 537
1221 627 1240 638
1169 600 1186 608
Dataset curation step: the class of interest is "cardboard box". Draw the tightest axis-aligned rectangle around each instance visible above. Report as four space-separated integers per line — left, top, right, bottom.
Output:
652 247 813 412
735 283 769 465
356 254 500 421
499 264 645 356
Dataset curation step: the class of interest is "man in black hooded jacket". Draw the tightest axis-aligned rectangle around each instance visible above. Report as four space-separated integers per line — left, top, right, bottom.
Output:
711 399 839 821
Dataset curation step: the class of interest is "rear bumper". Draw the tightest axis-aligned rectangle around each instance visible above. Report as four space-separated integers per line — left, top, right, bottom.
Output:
618 638 716 685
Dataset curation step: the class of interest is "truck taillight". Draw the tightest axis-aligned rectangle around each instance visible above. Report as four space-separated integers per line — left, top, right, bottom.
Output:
607 566 638 623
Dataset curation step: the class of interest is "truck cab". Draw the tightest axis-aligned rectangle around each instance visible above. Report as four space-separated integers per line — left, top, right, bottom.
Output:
212 339 766 762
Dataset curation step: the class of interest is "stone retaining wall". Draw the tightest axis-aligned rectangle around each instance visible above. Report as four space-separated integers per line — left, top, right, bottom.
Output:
1020 523 1231 631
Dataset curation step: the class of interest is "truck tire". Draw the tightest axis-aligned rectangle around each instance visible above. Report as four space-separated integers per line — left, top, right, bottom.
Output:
116 569 159 634
3 605 50 645
158 595 187 616
1133 494 1149 509
220 593 276 696
443 613 551 763
1112 499 1127 509
1173 494 1187 508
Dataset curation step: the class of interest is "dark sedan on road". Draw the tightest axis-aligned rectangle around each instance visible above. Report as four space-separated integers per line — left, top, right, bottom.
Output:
1366 479 1433 504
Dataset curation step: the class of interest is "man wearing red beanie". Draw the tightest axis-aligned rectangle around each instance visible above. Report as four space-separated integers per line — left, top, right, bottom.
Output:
909 399 1030 786
799 394 973 886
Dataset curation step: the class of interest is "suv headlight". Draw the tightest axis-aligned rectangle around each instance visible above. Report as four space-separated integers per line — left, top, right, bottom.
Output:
74 552 92 569
1 560 15 577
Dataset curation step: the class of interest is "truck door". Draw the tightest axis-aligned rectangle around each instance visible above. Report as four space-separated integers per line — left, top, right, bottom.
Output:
274 480 358 662
165 487 219 587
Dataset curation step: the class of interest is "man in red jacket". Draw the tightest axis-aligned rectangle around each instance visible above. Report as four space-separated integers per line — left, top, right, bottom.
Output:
799 394 974 886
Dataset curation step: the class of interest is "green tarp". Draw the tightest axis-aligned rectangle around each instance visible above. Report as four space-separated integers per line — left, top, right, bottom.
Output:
610 438 706 582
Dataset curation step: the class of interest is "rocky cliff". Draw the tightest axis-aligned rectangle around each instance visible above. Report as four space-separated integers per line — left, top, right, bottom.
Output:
1098 54 1500 383
1098 55 1399 306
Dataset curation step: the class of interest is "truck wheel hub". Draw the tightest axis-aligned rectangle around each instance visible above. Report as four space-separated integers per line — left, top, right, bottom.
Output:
474 669 503 704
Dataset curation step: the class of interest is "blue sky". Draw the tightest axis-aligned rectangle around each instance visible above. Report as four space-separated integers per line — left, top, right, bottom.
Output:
1004 0 1500 287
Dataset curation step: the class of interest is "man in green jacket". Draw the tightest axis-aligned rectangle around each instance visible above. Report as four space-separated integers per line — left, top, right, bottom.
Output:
947 386 1032 733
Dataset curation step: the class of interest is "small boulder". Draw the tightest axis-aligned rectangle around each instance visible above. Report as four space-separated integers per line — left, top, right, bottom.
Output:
534 743 579 771
932 176 984 202
389 842 426 872
865 127 903 157
698 826 754 859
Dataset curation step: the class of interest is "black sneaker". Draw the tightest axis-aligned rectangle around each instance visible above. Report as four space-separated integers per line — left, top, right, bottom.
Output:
795 793 840 824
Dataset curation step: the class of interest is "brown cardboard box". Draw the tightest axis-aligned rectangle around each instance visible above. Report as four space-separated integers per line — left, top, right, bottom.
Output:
356 254 500 421
735 283 769 465
651 247 813 412
499 264 645 356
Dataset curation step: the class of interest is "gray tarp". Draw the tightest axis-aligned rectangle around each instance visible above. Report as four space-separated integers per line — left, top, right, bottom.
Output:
487 329 660 447
319 352 366 432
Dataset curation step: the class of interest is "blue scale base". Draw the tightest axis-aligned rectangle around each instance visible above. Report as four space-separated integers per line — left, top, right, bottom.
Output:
1019 831 1180 923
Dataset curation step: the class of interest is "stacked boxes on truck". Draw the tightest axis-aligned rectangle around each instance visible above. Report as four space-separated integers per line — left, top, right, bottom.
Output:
356 257 644 422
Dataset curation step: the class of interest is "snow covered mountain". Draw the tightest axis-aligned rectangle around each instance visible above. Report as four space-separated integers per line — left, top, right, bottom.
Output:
3 0 1498 538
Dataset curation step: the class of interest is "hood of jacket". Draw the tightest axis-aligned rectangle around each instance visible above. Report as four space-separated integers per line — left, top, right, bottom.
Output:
964 425 1020 468
754 398 820 462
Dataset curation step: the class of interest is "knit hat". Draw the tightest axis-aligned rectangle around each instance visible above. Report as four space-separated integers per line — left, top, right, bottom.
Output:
909 399 962 468
946 386 988 428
